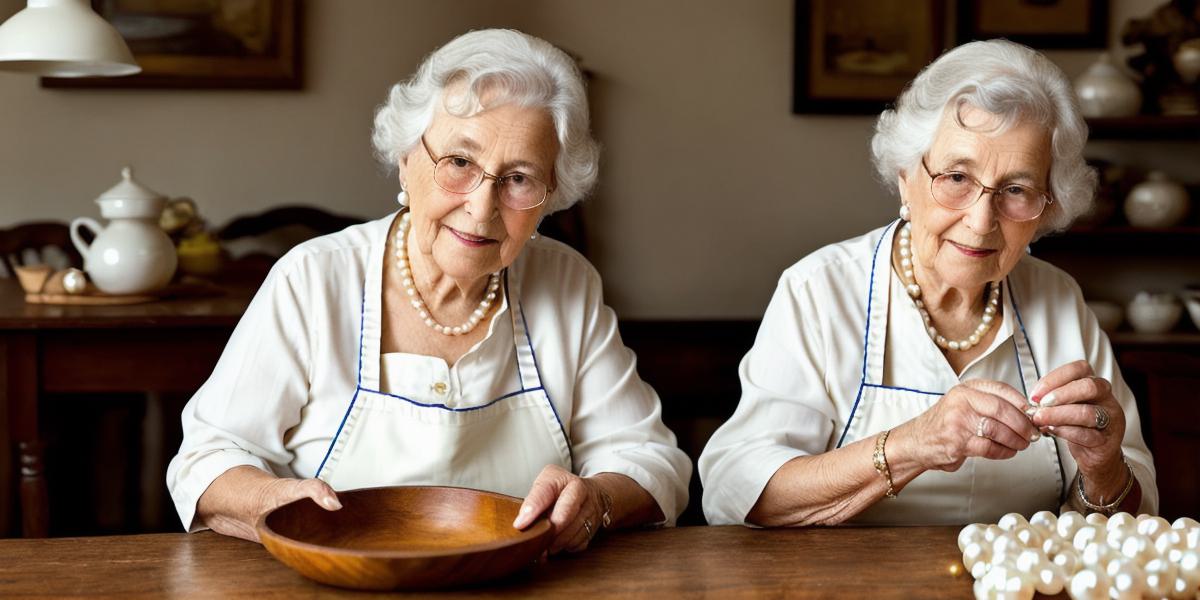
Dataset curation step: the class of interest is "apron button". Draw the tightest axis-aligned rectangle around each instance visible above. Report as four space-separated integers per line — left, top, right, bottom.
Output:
431 382 449 395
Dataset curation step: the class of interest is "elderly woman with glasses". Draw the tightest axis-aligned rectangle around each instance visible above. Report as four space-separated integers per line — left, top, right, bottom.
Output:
167 29 690 553
700 40 1156 526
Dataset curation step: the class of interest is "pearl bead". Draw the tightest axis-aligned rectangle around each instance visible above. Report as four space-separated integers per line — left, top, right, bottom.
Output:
968 334 980 345
904 269 914 279
906 284 921 298
1068 569 1108 600
1172 517 1200 531
960 524 987 551
1105 513 1133 530
1057 512 1087 540
936 335 947 347
949 341 961 350
899 247 910 257
900 257 911 268
1136 516 1169 539
1074 526 1101 552
394 216 498 337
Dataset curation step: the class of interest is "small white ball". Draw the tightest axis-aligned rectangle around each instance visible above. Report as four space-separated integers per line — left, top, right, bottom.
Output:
1172 517 1200 531
1109 560 1147 600
1085 512 1109 527
1053 550 1080 576
1029 510 1058 530
1074 525 1102 551
1106 512 1135 530
1013 525 1042 549
1137 516 1171 539
1000 513 1030 533
61 268 87 294
963 541 990 571
984 525 1003 543
1143 558 1178 598
1179 550 1200 589
1068 569 1109 600
1119 534 1156 565
1158 529 1187 562
1105 526 1134 550
1057 512 1087 541
1032 561 1066 596
959 523 986 552
1080 541 1113 569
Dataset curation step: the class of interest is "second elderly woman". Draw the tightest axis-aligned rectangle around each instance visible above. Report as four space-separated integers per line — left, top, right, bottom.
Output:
168 29 690 553
700 40 1156 526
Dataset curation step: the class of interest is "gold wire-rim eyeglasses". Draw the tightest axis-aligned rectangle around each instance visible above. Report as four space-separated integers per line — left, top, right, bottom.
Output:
421 136 554 211
921 156 1053 222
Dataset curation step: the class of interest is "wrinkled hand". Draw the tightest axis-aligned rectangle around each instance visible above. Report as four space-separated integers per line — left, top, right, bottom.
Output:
903 379 1040 472
513 464 607 555
1029 360 1126 482
203 472 341 543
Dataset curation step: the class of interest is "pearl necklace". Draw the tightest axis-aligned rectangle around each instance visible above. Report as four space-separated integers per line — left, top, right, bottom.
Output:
393 212 500 336
896 222 1000 352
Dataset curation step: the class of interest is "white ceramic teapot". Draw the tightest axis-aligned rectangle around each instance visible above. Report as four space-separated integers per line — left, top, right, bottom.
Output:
70 167 177 295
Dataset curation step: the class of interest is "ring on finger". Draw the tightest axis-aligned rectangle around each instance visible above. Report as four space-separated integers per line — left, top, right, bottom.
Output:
975 416 989 439
583 519 593 538
1093 406 1110 431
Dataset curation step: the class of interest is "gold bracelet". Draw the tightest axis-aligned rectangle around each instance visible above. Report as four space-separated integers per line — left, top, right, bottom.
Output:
1076 458 1135 516
872 429 897 499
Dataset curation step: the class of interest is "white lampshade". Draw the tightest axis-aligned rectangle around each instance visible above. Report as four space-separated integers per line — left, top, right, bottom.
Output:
0 0 140 77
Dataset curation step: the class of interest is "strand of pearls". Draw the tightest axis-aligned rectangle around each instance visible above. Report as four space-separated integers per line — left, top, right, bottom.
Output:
393 212 500 336
897 221 1000 352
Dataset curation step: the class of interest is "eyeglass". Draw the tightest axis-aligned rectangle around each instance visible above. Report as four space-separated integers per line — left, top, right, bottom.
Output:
921 156 1053 222
420 136 553 211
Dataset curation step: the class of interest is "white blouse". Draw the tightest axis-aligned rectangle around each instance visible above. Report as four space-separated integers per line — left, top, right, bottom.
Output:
699 223 1158 525
167 212 691 531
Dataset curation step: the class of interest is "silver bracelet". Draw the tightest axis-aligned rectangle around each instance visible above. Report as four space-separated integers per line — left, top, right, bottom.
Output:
1076 458 1135 515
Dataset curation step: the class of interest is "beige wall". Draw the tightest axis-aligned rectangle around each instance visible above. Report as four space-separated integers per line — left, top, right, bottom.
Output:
1 0 1193 317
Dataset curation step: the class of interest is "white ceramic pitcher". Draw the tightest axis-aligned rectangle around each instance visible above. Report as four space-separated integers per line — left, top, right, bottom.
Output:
70 167 177 295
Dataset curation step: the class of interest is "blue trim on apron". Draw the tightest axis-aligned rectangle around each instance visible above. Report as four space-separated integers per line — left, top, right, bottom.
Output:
315 233 574 479
837 220 897 449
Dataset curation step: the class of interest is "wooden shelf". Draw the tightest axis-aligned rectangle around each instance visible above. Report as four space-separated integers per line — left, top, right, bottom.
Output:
1110 330 1200 346
1086 115 1200 140
1033 226 1200 255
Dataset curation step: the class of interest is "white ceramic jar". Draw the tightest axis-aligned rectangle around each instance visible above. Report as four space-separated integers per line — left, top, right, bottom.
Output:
1127 292 1182 334
1174 39 1200 85
1074 54 1142 118
1124 171 1190 228
69 167 177 295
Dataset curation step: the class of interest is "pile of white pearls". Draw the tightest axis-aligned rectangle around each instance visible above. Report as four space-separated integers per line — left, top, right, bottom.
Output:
959 511 1200 600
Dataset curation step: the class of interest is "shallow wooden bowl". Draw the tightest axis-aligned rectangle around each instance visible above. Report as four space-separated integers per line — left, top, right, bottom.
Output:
256 486 553 590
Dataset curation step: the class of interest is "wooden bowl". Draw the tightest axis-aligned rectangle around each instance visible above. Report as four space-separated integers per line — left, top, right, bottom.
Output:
256 486 553 590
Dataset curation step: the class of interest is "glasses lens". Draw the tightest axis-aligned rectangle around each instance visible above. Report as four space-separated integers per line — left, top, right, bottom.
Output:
434 156 482 193
499 173 549 210
997 185 1047 221
931 173 980 209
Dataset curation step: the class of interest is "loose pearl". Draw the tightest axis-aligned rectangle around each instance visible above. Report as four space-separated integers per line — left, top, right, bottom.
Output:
984 525 1003 543
1108 561 1147 600
1033 562 1066 595
959 523 986 551
1119 535 1155 565
1173 517 1200 531
1136 515 1169 539
1143 558 1178 598
1013 525 1042 549
963 540 990 572
1057 512 1087 540
1105 512 1133 530
1156 530 1186 563
1053 550 1080 576
1080 541 1113 569
1074 526 1102 551
1068 569 1109 600
1179 551 1200 589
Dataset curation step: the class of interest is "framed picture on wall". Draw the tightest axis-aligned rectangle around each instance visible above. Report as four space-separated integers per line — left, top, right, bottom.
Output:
793 0 945 114
43 0 301 89
957 0 1108 49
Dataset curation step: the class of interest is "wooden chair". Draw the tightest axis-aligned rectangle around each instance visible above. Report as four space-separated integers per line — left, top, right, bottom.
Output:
0 222 82 280
216 205 364 282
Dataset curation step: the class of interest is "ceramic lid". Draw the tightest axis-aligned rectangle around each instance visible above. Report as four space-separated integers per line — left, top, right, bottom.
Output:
96 166 164 202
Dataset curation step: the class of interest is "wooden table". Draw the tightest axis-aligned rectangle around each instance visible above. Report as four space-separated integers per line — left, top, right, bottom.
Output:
0 280 252 538
0 525 988 598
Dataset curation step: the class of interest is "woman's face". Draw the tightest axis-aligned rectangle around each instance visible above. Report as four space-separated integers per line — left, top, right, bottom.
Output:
400 99 558 283
899 104 1051 292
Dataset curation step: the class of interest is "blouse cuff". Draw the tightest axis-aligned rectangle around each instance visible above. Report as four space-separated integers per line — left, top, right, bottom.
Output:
579 455 683 528
704 445 807 526
171 450 273 533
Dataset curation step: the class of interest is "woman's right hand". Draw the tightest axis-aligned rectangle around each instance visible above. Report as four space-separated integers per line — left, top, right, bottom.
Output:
900 379 1040 472
196 465 342 543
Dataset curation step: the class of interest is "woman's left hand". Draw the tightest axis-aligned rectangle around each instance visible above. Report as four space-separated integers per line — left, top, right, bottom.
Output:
513 464 609 555
1029 360 1126 481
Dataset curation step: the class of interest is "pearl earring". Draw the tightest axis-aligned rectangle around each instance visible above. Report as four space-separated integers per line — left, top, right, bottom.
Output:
899 204 911 221
396 191 409 207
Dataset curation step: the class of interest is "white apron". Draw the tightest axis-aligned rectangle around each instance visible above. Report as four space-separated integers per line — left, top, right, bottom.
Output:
314 257 574 498
835 222 1064 524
